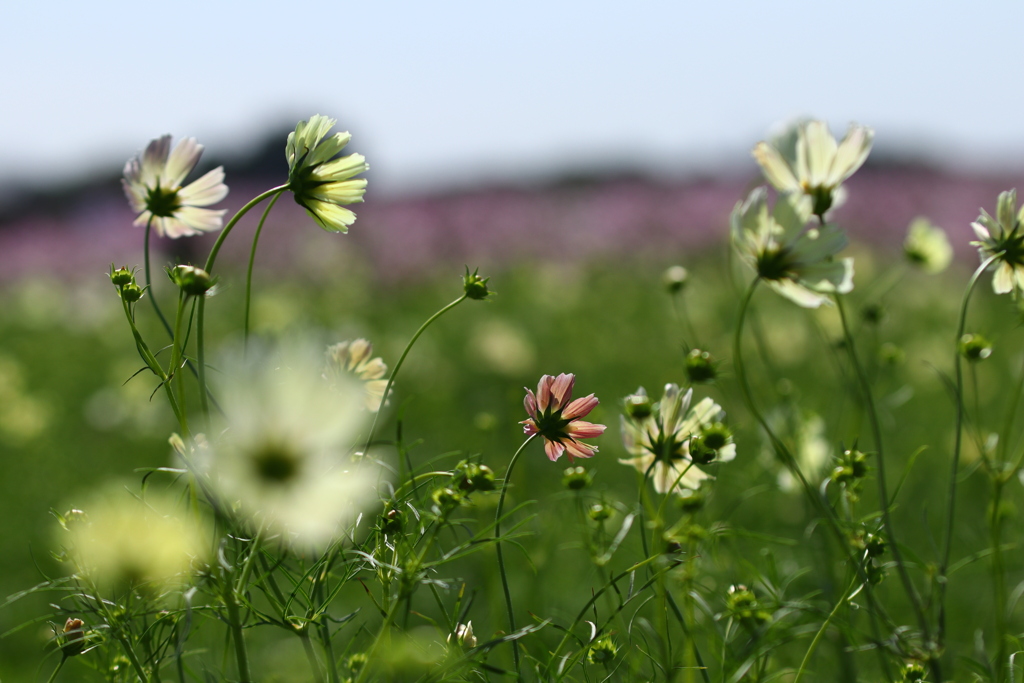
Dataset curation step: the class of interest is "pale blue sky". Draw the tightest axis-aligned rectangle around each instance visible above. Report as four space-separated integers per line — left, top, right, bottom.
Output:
3 0 1022 195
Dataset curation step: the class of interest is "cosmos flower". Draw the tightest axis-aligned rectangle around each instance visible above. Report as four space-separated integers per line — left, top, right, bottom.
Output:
521 373 606 463
752 120 873 217
286 115 368 232
971 189 1024 295
202 343 381 547
903 217 952 274
731 187 853 308
619 384 734 495
64 490 208 594
122 136 228 238
325 339 389 412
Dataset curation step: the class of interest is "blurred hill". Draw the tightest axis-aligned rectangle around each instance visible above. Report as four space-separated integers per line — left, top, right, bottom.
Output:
2 134 1023 284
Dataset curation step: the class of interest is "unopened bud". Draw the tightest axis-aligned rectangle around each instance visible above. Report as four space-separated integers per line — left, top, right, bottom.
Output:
562 466 592 490
959 333 992 362
663 265 688 294
61 618 85 656
684 349 717 384
463 267 492 300
120 283 144 303
109 265 135 287
168 265 215 297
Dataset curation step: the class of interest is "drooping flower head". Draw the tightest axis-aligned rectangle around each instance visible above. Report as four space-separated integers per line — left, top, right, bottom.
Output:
202 343 381 548
903 217 952 274
753 120 873 217
521 373 606 462
731 187 854 308
971 190 1024 295
286 115 368 233
619 384 735 495
122 136 228 238
324 339 389 412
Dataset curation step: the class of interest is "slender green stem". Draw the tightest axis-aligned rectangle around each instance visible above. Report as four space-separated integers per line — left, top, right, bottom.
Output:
195 185 289 419
115 633 151 683
992 478 1008 683
299 630 326 683
835 295 929 639
362 294 468 455
121 296 187 433
794 575 858 683
938 256 998 652
45 656 66 683
243 191 283 347
143 218 174 338
223 582 252 683
495 433 537 678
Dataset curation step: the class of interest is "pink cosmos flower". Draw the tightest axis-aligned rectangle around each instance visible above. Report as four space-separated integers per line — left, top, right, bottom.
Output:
521 373 606 462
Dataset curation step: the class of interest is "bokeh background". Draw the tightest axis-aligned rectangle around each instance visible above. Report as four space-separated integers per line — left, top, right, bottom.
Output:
4 1 1024 679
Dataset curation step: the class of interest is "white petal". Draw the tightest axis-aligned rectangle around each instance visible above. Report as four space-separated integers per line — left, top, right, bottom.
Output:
303 201 357 232
752 143 799 192
767 278 830 308
798 121 838 188
174 206 227 235
179 167 228 206
827 124 873 186
164 138 203 188
993 261 1014 294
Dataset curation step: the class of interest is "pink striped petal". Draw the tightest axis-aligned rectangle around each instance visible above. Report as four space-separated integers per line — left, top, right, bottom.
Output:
564 440 597 462
523 389 537 415
520 418 539 436
544 439 566 462
536 375 555 412
550 373 576 410
566 420 606 439
563 394 598 419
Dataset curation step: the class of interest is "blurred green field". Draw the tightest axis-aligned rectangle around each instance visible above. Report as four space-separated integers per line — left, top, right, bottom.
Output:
1 237 1022 681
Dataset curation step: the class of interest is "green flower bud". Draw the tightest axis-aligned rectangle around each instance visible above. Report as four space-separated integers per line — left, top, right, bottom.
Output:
562 465 592 490
902 661 927 683
959 333 992 362
663 265 688 294
588 502 613 521
587 636 618 665
861 303 885 325
684 348 718 384
347 653 369 674
168 264 216 297
109 264 135 287
431 487 463 513
455 460 496 493
463 267 492 300
121 283 144 303
623 390 653 419
677 487 705 514
878 342 905 367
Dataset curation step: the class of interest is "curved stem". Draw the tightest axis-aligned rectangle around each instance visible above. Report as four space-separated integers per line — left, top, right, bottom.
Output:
794 575 857 683
243 191 283 348
362 295 468 455
938 256 998 650
44 656 66 683
223 581 252 683
992 478 1008 683
195 185 289 419
495 433 538 677
835 295 929 639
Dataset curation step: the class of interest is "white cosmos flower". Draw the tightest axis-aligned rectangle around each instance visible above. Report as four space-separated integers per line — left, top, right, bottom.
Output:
753 120 873 217
619 385 735 496
324 339 389 412
203 343 382 548
731 187 854 308
122 136 228 238
971 189 1024 295
286 115 369 233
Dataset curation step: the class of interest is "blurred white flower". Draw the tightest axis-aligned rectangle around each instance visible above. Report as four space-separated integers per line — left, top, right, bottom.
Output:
287 115 368 233
122 136 228 238
731 187 853 308
325 339 389 412
904 217 953 273
753 120 872 217
204 343 381 547
66 490 208 594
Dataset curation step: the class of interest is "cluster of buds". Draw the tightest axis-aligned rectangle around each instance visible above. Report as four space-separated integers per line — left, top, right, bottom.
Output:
725 584 772 627
430 486 463 516
850 525 887 585
831 448 869 486
108 265 144 303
